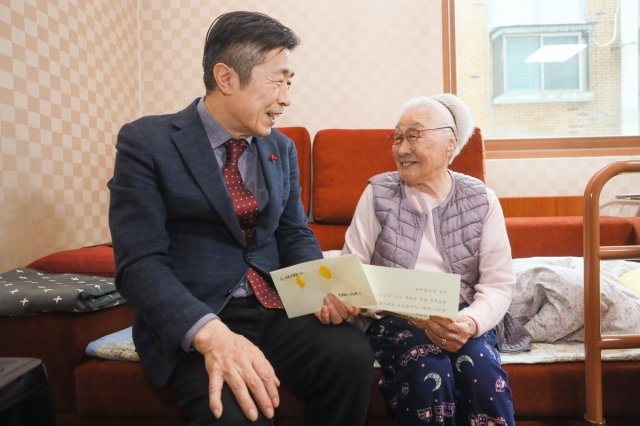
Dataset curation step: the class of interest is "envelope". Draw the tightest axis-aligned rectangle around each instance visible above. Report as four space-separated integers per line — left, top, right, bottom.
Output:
271 255 460 320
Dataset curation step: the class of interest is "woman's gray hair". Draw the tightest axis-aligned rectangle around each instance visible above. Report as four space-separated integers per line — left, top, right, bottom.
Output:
399 94 474 163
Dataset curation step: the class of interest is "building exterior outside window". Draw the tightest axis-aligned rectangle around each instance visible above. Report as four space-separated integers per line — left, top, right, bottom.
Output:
456 0 639 138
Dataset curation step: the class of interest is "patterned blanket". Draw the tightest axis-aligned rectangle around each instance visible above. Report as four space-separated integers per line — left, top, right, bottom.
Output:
0 268 124 315
509 257 640 343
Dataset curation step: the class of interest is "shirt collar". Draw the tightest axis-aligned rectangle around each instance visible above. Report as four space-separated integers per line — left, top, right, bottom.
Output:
196 96 253 150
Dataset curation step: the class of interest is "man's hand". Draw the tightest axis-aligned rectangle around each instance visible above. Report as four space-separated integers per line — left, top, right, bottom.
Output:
192 320 280 421
423 315 477 352
314 293 361 324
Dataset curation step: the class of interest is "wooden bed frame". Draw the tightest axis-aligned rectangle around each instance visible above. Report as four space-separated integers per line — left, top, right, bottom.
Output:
584 159 640 424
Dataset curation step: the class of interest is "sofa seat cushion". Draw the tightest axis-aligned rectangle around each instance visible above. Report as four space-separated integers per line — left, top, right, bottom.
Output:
505 361 640 417
75 359 186 417
75 359 640 419
75 359 391 420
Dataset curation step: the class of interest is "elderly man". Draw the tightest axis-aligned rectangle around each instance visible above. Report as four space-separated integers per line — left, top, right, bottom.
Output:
108 11 373 425
343 94 517 425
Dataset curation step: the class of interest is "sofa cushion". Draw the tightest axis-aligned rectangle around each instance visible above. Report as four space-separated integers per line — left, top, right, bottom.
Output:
449 127 486 183
75 359 186 417
74 357 640 420
308 223 349 251
506 216 636 259
27 245 116 278
311 127 486 225
505 361 640 417
75 359 390 420
276 126 312 216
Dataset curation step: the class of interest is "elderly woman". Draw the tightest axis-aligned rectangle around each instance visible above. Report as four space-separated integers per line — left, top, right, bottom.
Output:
343 94 516 425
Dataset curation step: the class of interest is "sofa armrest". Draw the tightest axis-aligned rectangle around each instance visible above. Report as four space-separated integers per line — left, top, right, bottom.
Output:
0 304 134 412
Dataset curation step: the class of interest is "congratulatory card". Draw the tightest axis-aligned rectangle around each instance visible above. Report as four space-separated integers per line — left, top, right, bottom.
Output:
270 254 460 320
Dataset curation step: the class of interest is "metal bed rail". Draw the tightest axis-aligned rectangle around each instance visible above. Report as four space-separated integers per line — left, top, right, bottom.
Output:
584 159 640 425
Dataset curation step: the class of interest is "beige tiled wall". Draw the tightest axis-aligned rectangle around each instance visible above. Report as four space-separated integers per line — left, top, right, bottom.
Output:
138 1 444 136
1 0 140 271
2 0 444 271
486 157 640 217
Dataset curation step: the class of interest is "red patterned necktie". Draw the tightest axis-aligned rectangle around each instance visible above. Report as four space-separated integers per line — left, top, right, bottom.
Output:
222 139 284 309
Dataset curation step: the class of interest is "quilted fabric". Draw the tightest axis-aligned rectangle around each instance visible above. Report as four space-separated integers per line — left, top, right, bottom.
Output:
0 267 124 315
509 257 640 342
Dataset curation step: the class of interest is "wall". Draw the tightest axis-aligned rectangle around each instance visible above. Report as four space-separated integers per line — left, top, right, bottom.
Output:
138 0 444 137
1 0 444 271
1 0 140 272
487 156 640 217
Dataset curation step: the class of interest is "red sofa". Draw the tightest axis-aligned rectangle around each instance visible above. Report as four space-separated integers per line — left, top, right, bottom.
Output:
3 127 640 425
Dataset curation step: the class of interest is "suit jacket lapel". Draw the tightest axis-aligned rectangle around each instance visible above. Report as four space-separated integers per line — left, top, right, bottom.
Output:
170 101 247 246
255 137 282 244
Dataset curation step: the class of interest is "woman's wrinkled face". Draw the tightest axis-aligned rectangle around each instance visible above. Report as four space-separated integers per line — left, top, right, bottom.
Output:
392 106 456 188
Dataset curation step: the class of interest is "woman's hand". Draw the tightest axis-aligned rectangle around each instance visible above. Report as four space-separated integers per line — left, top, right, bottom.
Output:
314 293 361 324
423 315 477 352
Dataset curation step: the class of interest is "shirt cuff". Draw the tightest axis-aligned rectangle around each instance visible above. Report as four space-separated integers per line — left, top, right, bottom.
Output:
180 313 219 353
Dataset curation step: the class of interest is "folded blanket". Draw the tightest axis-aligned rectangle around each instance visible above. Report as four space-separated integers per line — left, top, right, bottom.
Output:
509 257 640 343
86 326 139 362
500 342 640 365
0 268 125 315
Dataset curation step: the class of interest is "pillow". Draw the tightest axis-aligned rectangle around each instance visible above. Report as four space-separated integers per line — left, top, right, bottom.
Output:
86 326 139 362
0 267 123 315
27 245 116 277
620 267 640 296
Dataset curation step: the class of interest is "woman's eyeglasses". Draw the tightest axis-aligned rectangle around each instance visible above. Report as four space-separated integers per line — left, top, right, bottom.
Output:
390 126 454 146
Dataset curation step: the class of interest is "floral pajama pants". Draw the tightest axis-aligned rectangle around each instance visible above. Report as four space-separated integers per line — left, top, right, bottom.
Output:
367 316 515 425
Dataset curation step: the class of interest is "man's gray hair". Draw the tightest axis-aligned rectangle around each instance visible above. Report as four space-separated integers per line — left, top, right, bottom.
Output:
399 94 474 163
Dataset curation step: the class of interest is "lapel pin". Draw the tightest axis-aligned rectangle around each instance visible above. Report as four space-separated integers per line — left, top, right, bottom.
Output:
269 155 278 163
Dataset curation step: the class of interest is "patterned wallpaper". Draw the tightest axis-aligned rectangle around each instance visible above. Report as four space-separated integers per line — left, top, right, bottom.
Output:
137 0 445 136
1 0 139 272
1 0 443 271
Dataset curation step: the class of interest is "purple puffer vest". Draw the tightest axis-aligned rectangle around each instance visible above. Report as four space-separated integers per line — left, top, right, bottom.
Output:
370 171 488 305
350 171 531 353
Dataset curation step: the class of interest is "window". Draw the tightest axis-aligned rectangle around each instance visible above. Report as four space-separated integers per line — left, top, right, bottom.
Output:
507 35 581 91
492 27 592 104
452 0 639 139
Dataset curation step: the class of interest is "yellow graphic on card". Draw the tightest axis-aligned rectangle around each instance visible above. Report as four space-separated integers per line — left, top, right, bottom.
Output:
318 266 332 279
295 275 306 288
270 255 377 319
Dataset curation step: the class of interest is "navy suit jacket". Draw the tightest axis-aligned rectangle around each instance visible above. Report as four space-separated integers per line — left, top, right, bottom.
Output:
108 99 323 385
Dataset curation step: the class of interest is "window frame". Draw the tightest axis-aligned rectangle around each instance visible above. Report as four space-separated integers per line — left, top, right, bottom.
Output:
504 33 587 94
492 27 593 104
441 0 640 158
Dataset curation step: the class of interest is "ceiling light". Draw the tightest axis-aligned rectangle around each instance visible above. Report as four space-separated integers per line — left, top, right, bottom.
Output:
525 44 587 63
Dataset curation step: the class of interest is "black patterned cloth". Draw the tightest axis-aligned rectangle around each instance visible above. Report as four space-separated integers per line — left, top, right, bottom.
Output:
0 268 125 315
